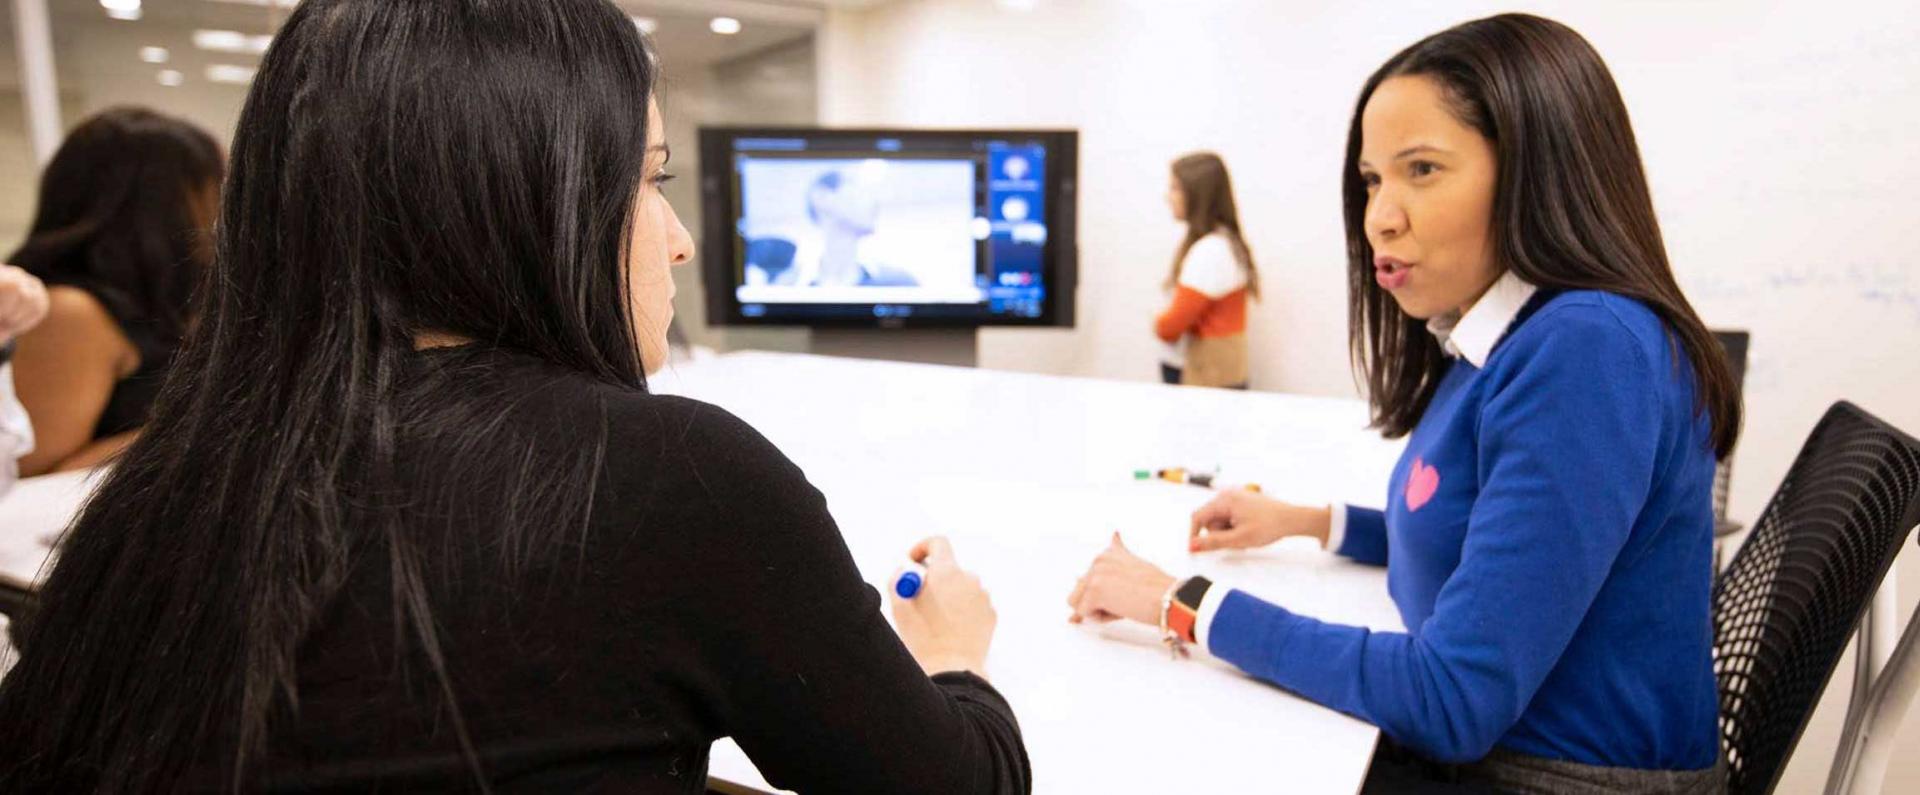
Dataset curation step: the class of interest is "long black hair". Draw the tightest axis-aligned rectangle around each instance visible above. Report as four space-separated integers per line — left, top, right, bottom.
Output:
1343 13 1741 457
8 106 224 346
0 0 657 790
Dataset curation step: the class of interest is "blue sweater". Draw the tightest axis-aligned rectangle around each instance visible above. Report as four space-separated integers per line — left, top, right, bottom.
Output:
1207 291 1721 769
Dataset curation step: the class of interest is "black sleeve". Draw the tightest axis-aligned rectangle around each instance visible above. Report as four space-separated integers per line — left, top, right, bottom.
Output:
668 399 1031 794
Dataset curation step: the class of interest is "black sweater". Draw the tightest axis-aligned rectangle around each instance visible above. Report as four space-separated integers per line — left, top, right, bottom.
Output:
260 349 1030 793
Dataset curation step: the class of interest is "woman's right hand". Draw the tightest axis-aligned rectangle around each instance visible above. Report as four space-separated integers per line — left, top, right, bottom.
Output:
1188 491 1333 553
889 536 997 679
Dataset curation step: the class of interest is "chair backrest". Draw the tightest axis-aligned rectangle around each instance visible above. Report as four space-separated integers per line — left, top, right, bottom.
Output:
1 614 13 682
1714 330 1751 389
0 580 28 679
0 577 34 625
1711 330 1752 523
1712 401 1920 794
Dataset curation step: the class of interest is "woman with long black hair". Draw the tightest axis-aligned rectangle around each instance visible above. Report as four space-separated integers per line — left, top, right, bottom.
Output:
0 1 1028 792
1071 14 1735 793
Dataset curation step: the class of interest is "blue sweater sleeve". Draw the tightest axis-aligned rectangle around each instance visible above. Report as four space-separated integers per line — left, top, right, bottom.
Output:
1207 307 1663 763
1335 506 1389 566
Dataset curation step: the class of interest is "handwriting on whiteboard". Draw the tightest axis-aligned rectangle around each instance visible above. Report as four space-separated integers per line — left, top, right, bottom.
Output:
1676 264 1920 397
1683 265 1920 328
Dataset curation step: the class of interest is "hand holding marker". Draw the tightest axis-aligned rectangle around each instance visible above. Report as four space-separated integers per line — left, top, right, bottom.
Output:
887 537 998 679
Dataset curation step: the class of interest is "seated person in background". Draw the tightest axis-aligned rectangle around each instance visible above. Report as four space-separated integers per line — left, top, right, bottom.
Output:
0 265 50 494
807 170 920 287
9 107 225 476
0 1 1028 792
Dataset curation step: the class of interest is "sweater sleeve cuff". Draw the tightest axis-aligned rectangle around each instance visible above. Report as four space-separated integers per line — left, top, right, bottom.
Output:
1323 503 1347 553
1205 588 1307 674
1194 582 1233 654
1332 505 1390 566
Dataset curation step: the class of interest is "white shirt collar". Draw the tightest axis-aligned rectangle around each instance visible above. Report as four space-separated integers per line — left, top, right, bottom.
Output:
1426 271 1537 368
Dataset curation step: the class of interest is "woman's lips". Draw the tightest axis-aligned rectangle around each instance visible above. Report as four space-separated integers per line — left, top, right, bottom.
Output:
1375 256 1411 290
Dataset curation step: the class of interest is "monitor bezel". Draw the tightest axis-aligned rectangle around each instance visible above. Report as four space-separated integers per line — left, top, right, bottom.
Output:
697 126 1078 329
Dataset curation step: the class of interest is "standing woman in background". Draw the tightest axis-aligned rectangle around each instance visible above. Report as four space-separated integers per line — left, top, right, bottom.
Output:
8 107 224 476
1155 152 1260 388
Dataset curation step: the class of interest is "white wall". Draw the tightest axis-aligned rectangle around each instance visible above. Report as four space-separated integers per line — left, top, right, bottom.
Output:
1 12 253 249
819 1 1920 792
663 35 817 356
0 94 46 249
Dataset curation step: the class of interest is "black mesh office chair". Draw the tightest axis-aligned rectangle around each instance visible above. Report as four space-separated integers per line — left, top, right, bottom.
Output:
0 575 33 665
1712 401 1920 795
0 576 32 624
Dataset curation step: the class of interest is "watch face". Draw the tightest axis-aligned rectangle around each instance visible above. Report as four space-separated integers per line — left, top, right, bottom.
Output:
1175 576 1213 610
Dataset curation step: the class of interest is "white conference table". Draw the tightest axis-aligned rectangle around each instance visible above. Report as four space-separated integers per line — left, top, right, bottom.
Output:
0 351 1409 793
0 467 94 590
648 352 1408 793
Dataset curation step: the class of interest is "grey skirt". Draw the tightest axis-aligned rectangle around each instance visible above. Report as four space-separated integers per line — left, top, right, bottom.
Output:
1460 747 1727 795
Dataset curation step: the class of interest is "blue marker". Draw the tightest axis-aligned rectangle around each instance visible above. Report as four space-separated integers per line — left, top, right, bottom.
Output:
895 563 928 599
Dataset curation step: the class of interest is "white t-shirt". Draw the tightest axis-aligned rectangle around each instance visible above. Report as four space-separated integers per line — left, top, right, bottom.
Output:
0 362 33 496
1161 233 1248 367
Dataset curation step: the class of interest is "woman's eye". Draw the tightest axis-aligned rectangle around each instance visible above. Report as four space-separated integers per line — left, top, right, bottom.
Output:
652 172 677 187
1409 161 1439 178
1360 172 1381 190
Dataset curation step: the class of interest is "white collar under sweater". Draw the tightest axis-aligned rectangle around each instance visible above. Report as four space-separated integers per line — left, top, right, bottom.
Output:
1425 271 1538 368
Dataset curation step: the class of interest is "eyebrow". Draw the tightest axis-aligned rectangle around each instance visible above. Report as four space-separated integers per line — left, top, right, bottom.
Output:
649 144 671 163
1357 144 1448 169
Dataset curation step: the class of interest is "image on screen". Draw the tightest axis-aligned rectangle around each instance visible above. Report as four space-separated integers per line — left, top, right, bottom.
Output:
701 129 1070 325
735 158 979 303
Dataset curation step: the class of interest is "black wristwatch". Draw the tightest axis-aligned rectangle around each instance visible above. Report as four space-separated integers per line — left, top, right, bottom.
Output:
1174 576 1214 616
1165 576 1215 645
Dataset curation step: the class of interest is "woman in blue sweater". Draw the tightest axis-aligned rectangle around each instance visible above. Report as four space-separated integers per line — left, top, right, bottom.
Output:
1067 14 1740 793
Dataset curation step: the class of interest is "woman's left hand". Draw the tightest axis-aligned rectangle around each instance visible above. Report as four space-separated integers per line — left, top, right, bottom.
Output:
1066 532 1179 626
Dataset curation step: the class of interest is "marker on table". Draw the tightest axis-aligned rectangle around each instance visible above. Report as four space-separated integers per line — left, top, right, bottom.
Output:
895 562 928 599
1133 467 1262 493
1134 467 1210 487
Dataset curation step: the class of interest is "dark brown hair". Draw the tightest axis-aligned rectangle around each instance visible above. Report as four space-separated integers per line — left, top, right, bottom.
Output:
9 106 224 345
1342 13 1740 457
1168 151 1259 298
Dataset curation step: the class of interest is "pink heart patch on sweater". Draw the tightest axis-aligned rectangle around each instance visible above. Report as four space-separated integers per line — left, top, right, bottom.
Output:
1406 458 1440 512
